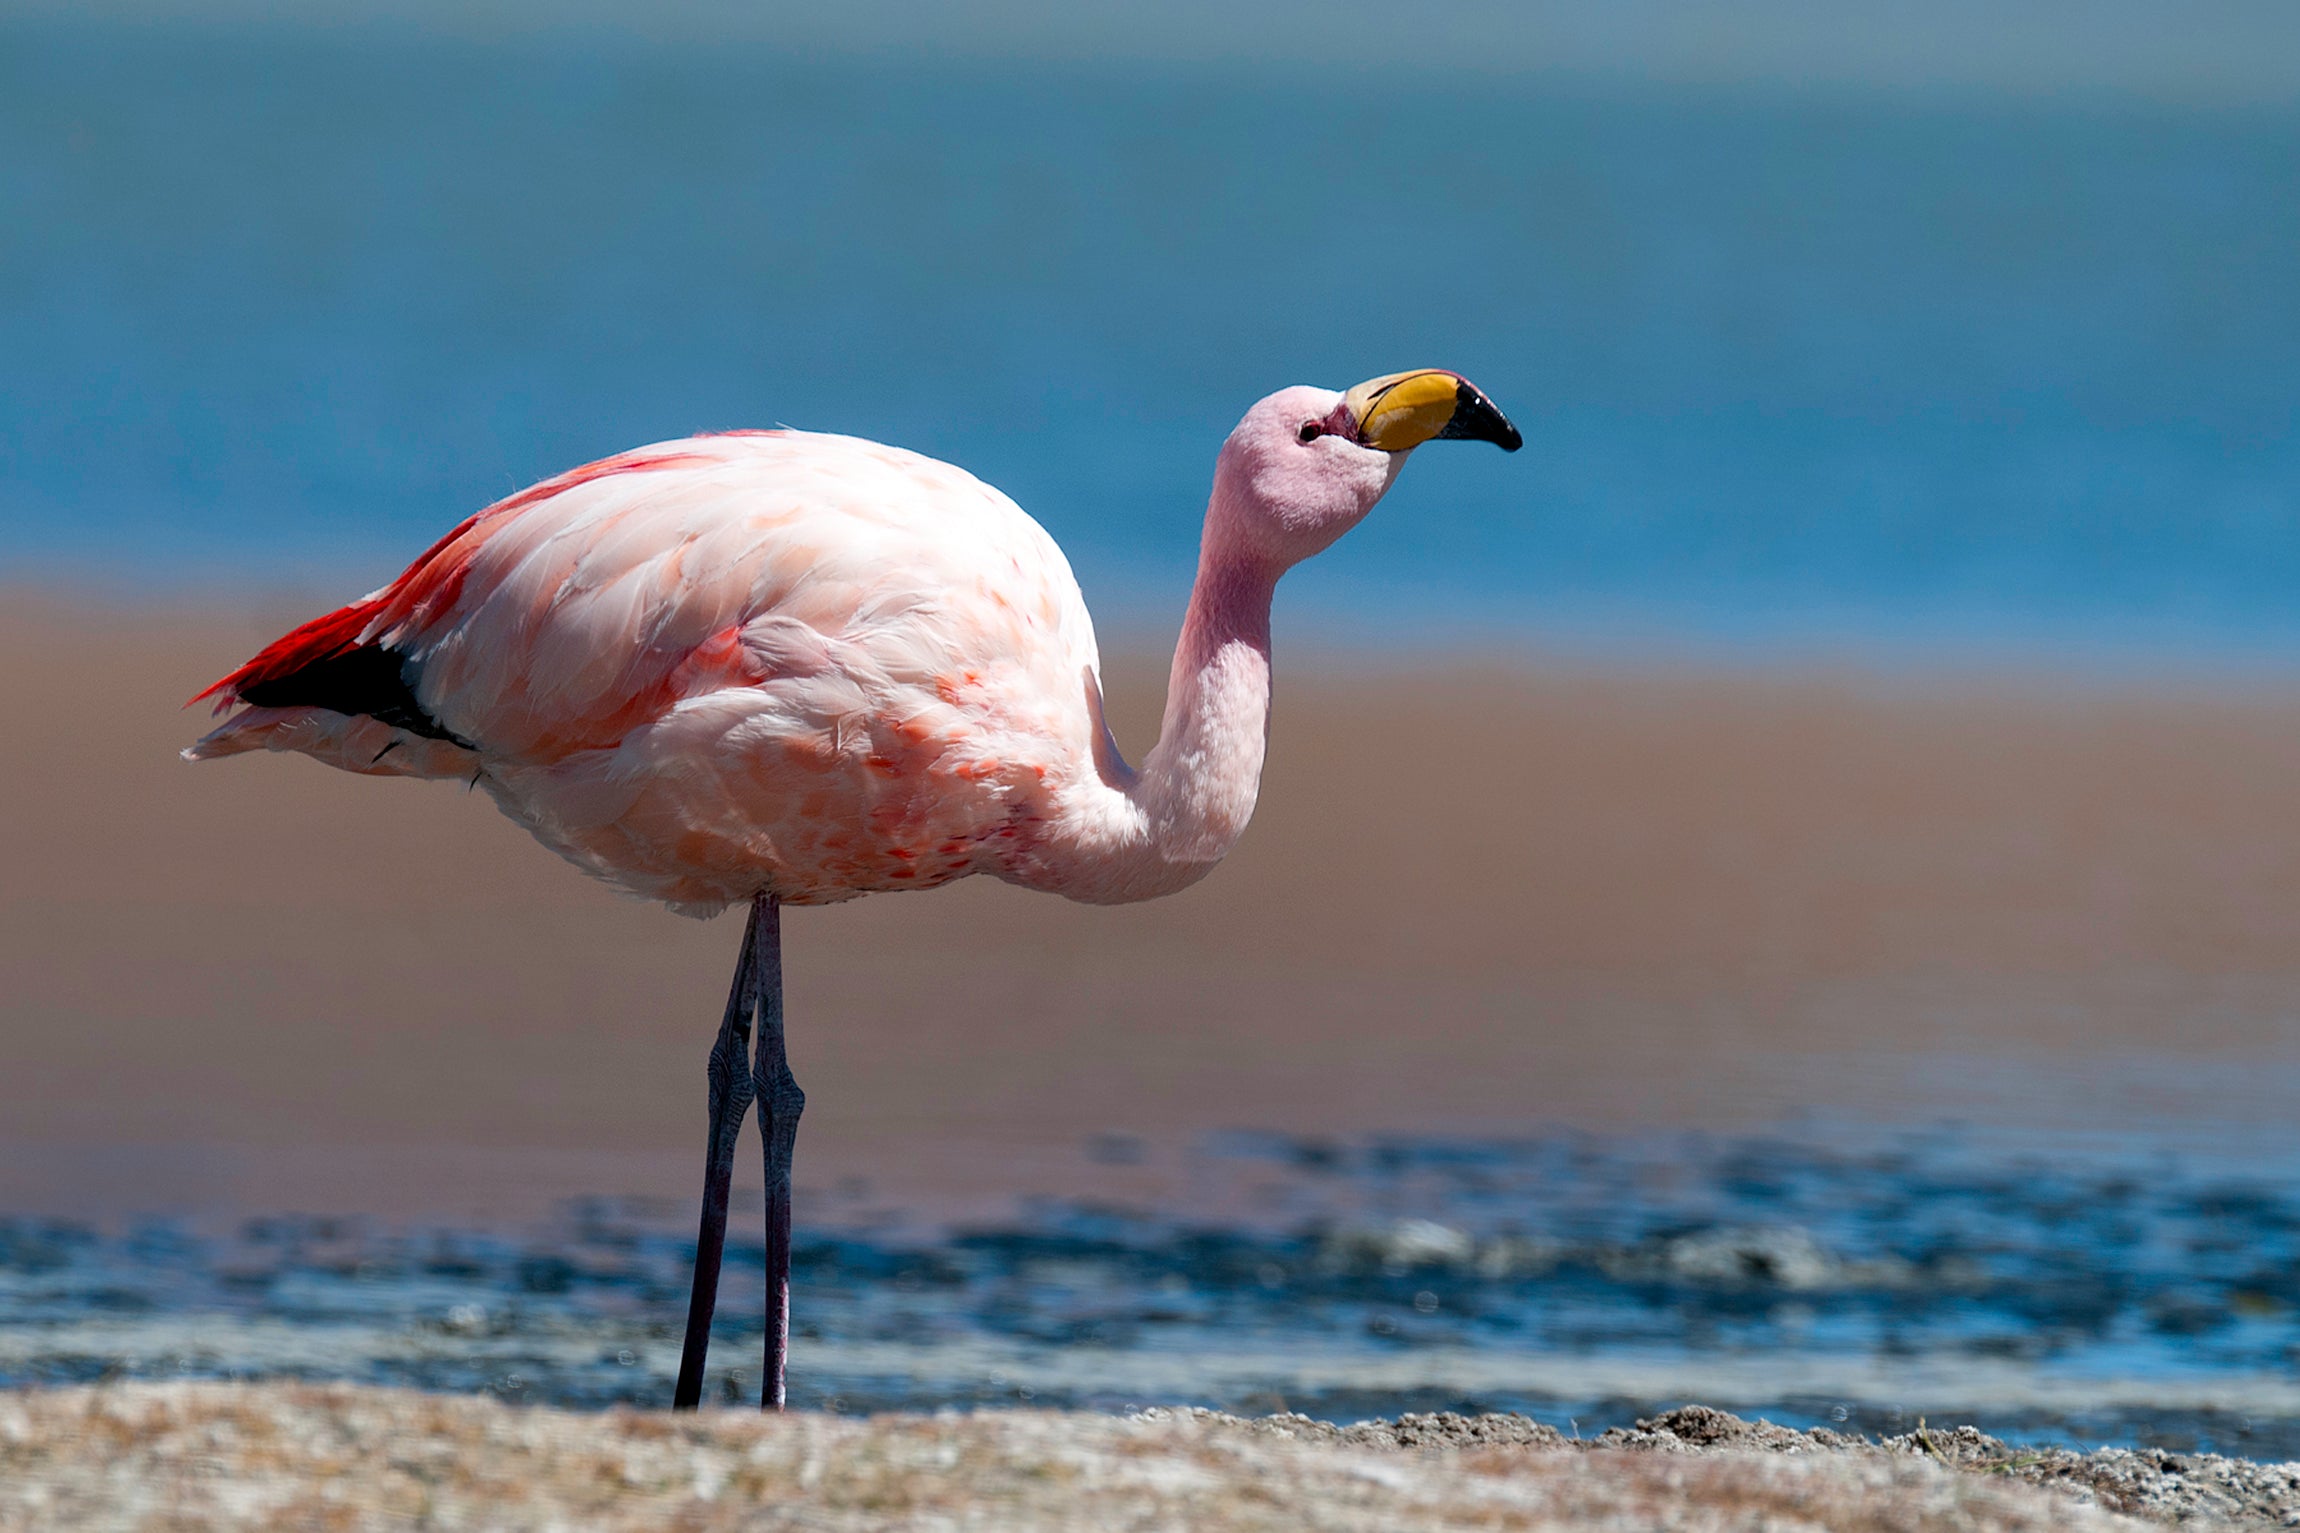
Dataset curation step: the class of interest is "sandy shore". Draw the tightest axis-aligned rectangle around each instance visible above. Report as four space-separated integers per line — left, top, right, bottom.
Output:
5 591 2300 1221
11 1383 2284 1531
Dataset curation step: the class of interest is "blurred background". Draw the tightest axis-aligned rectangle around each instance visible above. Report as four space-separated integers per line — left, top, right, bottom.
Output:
5 0 2300 1449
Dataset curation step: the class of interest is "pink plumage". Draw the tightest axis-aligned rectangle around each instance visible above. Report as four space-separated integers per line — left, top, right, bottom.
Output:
190 430 1123 909
192 382 1519 913
185 374 1520 1410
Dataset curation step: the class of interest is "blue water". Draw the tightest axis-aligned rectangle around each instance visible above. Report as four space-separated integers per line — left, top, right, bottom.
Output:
3 18 2297 653
11 1127 2300 1454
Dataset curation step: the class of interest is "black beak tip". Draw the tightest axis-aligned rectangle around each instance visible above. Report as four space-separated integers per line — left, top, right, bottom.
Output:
1440 381 1524 452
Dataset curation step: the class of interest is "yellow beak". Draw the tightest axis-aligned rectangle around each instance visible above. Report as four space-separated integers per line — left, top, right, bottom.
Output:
1342 370 1522 453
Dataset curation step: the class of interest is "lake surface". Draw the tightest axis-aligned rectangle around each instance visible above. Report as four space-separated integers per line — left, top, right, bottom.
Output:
11 1125 2300 1454
2 17 2296 654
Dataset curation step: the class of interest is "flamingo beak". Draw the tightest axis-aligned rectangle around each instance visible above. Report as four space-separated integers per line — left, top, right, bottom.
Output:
1340 370 1522 453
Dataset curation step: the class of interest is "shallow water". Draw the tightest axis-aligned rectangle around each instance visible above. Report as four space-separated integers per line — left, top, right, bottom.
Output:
8 1125 2300 1457
4 19 2298 654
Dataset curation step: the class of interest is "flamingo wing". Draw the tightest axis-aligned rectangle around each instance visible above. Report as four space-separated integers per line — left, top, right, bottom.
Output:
189 431 1110 910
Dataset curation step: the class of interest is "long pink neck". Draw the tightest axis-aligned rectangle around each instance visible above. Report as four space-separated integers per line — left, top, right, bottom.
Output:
1131 542 1277 867
1032 482 1280 905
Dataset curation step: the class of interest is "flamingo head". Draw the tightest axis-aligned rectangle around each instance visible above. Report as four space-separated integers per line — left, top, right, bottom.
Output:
1210 370 1520 570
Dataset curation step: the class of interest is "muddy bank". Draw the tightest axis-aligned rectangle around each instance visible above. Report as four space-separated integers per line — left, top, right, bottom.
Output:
8 594 2300 1224
6 1384 2270 1532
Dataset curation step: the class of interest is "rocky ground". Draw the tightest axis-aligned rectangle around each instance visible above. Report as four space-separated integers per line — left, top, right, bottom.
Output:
6 1385 2299 1531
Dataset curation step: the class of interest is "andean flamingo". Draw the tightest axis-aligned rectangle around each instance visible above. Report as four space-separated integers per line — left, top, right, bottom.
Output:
186 369 1521 1408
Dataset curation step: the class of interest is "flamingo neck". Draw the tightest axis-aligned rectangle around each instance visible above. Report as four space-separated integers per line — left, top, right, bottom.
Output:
1025 522 1279 904
1130 549 1278 869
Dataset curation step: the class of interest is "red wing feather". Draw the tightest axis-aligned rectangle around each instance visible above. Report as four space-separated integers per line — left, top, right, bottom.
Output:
189 448 711 710
188 592 393 710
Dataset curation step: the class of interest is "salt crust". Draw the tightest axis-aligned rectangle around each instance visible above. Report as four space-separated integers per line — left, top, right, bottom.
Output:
7 1384 2270 1531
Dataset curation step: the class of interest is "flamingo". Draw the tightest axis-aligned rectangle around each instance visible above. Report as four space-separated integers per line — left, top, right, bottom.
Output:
185 369 1520 1409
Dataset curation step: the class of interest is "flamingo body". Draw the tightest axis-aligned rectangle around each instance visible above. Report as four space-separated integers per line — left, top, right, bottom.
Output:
191 430 1134 911
184 372 1521 1410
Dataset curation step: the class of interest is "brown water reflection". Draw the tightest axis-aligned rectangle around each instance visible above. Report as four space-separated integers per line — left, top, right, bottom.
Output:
4 592 2299 1223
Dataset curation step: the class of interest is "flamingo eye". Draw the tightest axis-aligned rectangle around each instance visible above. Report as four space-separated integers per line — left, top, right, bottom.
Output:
1297 422 1323 444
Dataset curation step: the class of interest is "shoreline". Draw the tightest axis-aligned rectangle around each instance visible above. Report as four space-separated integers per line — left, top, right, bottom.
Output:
4 1383 2285 1530
9 590 2300 1222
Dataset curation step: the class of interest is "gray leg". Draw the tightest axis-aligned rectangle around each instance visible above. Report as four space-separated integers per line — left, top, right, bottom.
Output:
672 898 762 1410
749 894 806 1410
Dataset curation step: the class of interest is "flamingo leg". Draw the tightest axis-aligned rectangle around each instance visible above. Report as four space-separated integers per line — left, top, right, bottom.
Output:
748 894 806 1410
672 897 762 1409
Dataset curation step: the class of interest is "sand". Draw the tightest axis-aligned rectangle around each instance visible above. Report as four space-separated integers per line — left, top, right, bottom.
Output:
5 590 2300 1222
9 1384 2272 1532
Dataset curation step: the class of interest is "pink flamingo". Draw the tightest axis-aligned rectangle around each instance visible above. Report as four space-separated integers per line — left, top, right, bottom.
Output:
186 370 1519 1409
